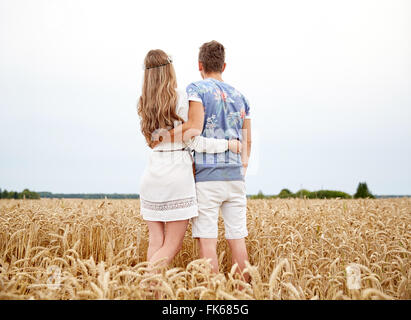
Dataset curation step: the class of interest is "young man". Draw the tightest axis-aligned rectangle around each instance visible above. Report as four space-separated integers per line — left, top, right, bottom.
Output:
186 40 252 279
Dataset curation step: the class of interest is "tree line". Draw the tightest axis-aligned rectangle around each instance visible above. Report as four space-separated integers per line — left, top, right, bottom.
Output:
38 192 140 199
0 182 377 200
249 182 375 199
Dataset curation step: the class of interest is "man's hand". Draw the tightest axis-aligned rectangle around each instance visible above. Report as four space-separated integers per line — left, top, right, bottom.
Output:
149 128 169 149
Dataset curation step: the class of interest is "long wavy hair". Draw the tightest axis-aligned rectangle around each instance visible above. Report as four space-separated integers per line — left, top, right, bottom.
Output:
137 49 183 146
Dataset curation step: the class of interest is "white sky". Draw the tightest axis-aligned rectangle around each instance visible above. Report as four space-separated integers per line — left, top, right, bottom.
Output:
0 0 410 195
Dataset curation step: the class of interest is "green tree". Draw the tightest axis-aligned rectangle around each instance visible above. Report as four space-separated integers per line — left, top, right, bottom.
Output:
21 189 40 199
354 182 375 199
278 188 293 198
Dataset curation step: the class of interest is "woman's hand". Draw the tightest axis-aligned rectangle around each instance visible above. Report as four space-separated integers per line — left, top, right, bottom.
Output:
228 140 242 153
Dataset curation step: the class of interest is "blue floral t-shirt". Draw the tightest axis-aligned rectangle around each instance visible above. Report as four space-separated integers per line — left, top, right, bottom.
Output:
186 78 251 182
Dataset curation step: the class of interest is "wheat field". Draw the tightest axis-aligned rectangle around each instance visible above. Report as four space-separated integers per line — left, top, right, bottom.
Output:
0 198 409 300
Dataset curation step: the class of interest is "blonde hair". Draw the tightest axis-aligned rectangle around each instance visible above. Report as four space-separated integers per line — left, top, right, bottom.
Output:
137 49 183 146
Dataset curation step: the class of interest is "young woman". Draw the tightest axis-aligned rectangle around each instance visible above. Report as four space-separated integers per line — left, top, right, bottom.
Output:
137 49 241 267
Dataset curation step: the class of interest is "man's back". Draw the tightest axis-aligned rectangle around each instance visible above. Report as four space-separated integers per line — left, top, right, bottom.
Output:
186 78 251 182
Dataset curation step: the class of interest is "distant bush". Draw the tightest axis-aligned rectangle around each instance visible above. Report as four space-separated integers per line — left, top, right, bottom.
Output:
250 190 266 199
354 182 375 199
311 190 352 199
294 189 352 199
294 189 314 198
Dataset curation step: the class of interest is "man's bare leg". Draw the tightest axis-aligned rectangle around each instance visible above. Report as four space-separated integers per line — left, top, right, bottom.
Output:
198 238 219 273
227 238 250 282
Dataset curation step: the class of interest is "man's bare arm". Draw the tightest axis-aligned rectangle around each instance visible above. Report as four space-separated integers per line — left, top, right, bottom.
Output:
172 100 204 142
241 119 252 176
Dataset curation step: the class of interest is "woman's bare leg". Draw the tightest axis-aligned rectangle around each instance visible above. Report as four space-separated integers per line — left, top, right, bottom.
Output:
146 221 165 261
148 219 189 267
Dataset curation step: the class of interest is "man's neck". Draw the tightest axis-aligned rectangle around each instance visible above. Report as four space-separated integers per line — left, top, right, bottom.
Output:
203 72 223 82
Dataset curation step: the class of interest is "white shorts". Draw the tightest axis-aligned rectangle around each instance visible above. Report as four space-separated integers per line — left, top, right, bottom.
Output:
192 180 248 239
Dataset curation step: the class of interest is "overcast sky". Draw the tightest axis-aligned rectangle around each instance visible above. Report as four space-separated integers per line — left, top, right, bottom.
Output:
0 0 410 195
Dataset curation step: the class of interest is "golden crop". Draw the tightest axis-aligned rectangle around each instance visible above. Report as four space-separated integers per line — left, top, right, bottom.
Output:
0 198 409 300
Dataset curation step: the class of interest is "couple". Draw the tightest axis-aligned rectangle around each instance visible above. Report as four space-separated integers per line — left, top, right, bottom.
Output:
137 41 251 280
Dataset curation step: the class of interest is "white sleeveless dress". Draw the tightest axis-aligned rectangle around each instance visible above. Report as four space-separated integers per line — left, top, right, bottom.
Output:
139 89 229 222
